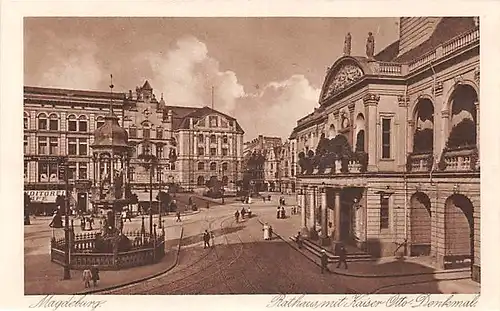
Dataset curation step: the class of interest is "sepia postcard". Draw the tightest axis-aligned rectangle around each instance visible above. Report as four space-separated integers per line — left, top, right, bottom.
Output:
1 1 500 311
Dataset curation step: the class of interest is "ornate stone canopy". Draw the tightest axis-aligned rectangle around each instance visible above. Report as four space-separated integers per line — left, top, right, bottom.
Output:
92 114 129 148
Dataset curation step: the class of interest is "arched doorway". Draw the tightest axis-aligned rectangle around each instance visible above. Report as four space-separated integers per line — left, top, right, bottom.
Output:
444 194 474 269
355 113 365 152
413 99 434 153
410 192 432 256
447 85 478 149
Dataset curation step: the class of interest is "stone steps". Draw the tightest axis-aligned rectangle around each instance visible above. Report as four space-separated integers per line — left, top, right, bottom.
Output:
290 236 375 263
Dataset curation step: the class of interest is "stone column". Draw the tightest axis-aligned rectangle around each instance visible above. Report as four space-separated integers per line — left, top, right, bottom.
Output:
300 189 308 235
363 93 380 171
309 187 317 237
334 189 341 242
348 103 355 147
475 101 480 167
320 187 329 245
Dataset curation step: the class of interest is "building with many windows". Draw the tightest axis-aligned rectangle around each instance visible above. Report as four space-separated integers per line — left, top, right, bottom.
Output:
24 81 244 214
243 135 282 192
291 17 480 282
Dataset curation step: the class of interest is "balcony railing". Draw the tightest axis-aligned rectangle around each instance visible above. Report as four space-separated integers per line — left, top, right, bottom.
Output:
299 152 368 176
441 147 478 172
376 62 403 76
407 152 433 172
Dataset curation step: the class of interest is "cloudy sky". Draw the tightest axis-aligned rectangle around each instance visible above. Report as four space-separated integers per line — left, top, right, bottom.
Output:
24 17 399 140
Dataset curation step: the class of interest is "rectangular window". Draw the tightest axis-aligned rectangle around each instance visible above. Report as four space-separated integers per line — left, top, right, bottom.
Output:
24 117 28 130
49 119 58 131
223 136 228 144
78 120 87 132
49 137 58 155
209 116 218 128
78 138 88 156
143 129 150 139
382 118 391 159
198 147 204 156
210 135 216 144
96 120 105 129
68 138 77 155
129 127 137 138
38 162 49 182
68 162 76 180
198 135 204 143
156 146 163 159
380 195 390 229
156 129 163 139
24 136 28 154
68 120 77 132
210 148 217 156
78 163 88 180
24 161 28 180
222 148 228 156
38 118 47 130
38 137 47 155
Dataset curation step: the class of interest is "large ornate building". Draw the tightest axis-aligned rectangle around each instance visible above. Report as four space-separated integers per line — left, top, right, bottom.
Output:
290 17 480 282
24 81 244 214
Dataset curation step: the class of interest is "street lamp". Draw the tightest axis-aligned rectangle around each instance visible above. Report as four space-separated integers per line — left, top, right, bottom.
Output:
57 156 71 280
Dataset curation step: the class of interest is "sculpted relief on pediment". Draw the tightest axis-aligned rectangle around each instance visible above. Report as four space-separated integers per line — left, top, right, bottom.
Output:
322 64 363 101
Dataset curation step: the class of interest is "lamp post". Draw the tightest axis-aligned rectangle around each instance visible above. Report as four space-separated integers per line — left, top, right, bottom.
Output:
149 158 153 235
158 165 162 228
60 157 71 280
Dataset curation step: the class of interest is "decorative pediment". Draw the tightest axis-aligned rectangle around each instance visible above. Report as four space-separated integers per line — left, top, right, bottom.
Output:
322 63 364 100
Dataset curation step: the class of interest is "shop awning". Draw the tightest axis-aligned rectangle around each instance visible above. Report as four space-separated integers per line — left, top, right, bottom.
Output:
25 190 66 203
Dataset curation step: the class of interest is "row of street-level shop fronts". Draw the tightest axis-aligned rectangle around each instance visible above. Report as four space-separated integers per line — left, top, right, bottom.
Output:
296 174 480 282
24 184 165 216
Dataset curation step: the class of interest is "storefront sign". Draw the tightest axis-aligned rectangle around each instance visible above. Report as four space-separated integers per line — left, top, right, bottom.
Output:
25 190 66 203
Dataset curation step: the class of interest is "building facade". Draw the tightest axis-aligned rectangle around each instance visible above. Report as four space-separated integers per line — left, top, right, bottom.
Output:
243 135 282 192
24 81 244 214
277 140 297 194
291 17 480 282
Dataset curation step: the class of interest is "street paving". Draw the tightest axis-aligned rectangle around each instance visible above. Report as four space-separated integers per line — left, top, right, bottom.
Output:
24 193 480 295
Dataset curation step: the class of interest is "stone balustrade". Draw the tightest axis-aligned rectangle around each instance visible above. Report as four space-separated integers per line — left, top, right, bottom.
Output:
443 28 479 56
408 152 433 172
442 147 478 172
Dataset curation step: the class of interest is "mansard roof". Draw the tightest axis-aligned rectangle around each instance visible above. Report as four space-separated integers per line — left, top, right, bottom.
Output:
165 105 244 133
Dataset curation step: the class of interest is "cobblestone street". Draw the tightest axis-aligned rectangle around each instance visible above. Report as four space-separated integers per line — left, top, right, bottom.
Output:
24 194 479 295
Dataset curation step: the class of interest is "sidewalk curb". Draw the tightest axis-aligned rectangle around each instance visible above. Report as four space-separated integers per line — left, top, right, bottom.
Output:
78 227 184 294
257 218 470 279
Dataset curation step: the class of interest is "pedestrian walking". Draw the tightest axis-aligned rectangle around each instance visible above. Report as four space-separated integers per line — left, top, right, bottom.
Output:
280 206 286 219
320 249 329 274
268 225 273 240
336 243 348 269
82 269 92 288
176 211 181 222
276 206 281 219
234 210 240 223
262 196 266 203
240 207 246 219
90 266 100 287
296 231 303 249
247 207 252 218
203 230 211 248
263 223 270 240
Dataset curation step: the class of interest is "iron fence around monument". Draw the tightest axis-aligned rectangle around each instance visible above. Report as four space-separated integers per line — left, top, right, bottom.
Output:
50 229 165 270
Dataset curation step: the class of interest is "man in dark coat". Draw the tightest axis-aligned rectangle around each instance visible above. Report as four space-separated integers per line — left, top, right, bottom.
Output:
90 266 100 287
320 249 329 274
203 230 211 248
336 243 348 269
176 211 181 222
296 231 303 249
234 210 240 223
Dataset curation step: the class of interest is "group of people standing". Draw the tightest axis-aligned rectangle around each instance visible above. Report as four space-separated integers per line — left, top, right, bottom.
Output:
234 206 252 222
82 266 100 288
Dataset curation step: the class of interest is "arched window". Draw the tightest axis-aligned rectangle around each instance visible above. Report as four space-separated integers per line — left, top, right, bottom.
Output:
78 115 88 132
222 135 228 144
198 134 204 143
96 116 105 129
156 127 163 139
413 99 434 153
37 113 47 130
48 113 59 131
67 115 77 131
222 162 228 171
210 134 216 144
447 85 478 149
210 162 217 171
198 162 205 171
197 175 205 186
142 123 151 139
24 112 29 130
355 113 366 152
